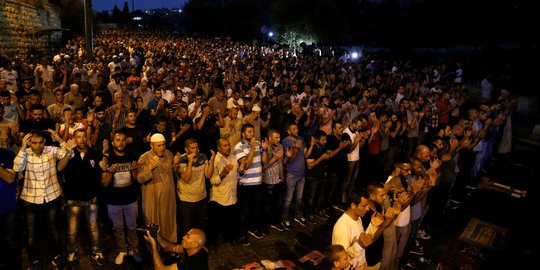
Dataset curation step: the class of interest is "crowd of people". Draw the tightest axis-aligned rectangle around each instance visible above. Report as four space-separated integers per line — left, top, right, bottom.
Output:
0 29 518 270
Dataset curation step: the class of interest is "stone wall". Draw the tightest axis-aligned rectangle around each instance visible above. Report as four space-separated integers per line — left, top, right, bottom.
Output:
0 0 62 57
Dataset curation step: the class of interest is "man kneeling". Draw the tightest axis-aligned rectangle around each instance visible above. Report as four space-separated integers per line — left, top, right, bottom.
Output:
144 228 209 270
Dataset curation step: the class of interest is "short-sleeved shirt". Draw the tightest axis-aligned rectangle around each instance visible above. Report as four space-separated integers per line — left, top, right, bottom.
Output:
233 139 263 186
177 248 209 270
282 136 306 177
263 144 284 185
104 152 138 205
178 153 208 202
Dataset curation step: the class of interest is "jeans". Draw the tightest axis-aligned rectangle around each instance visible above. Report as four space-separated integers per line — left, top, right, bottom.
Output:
341 160 359 204
324 172 339 209
304 176 325 216
107 202 138 253
23 198 62 262
264 182 285 224
282 172 305 220
237 184 264 233
66 198 100 253
0 210 22 270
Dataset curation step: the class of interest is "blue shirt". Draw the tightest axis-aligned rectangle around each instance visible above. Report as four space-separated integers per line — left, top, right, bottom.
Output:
0 148 16 214
282 136 306 177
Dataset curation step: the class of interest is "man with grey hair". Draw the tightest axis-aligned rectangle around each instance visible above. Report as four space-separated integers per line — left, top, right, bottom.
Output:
64 83 83 109
137 133 181 248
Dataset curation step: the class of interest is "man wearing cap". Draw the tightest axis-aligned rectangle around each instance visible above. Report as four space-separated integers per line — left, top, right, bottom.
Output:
137 133 181 247
243 104 270 141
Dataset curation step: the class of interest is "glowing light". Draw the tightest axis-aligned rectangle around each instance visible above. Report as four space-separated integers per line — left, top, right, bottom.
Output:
351 52 359 59
268 32 274 37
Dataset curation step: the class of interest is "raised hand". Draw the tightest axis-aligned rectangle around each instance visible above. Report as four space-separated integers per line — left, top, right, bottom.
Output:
187 152 197 164
261 138 268 151
249 137 257 149
274 149 284 159
173 152 182 165
65 139 77 150
285 147 294 158
22 133 32 149
370 212 385 227
149 155 161 169
358 232 374 247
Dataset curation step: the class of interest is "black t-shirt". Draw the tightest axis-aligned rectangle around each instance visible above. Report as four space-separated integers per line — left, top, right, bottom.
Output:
63 148 102 201
104 152 138 205
307 144 327 178
119 125 148 157
170 117 196 154
177 248 209 270
326 134 348 173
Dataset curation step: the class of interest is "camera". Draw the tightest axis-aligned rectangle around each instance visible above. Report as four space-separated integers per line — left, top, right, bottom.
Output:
137 223 159 240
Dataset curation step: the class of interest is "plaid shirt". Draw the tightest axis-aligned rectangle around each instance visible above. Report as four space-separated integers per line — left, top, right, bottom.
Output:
425 99 439 130
13 146 67 204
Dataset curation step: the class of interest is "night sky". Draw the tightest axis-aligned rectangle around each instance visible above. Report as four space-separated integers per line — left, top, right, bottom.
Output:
93 0 186 12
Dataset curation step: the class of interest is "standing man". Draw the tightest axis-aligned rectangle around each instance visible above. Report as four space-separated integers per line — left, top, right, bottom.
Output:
137 133 180 247
60 128 105 265
281 122 308 229
208 138 239 244
14 130 73 270
101 131 141 265
261 129 286 231
176 138 214 236
234 124 265 244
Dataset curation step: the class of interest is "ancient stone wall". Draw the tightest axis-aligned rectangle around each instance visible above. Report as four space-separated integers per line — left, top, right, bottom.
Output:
0 0 62 56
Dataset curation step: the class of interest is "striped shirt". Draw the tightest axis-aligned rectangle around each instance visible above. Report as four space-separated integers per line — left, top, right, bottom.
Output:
13 146 67 204
234 139 263 186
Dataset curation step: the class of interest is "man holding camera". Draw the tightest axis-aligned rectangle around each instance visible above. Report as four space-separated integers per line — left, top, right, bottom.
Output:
144 228 209 270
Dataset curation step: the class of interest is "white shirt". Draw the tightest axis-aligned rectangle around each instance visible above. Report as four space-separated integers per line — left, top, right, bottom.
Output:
344 127 359 161
332 213 378 269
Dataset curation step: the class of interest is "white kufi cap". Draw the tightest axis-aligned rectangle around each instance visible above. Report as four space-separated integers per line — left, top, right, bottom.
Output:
150 133 166 143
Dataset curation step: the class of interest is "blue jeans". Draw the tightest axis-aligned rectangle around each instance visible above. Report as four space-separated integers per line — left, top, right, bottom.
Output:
66 198 100 253
107 202 139 252
282 172 305 220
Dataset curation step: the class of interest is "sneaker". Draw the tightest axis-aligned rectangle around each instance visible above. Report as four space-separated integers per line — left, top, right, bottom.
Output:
417 229 431 240
307 215 318 224
259 227 269 236
332 204 345 212
410 246 425 256
281 220 292 230
449 199 461 204
294 217 307 226
465 185 478 190
51 254 65 270
67 253 78 263
91 252 105 266
248 230 264 239
129 250 142 262
270 223 285 232
238 236 251 247
115 252 127 265
29 260 40 270
321 209 330 218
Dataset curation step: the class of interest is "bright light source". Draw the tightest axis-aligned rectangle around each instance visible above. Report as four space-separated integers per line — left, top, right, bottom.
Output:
133 17 142 21
268 32 274 37
351 52 359 59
